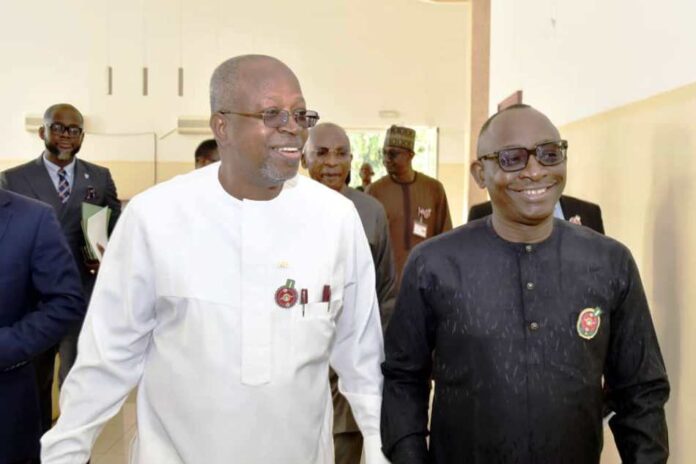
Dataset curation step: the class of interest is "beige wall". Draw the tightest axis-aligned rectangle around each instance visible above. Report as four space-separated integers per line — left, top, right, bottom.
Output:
0 0 473 225
438 162 468 226
490 0 696 125
561 82 696 463
0 0 470 166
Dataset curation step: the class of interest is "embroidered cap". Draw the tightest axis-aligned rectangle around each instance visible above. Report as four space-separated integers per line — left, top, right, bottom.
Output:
384 125 416 152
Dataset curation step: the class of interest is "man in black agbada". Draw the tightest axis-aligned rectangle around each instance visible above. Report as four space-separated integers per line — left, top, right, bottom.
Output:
380 104 669 464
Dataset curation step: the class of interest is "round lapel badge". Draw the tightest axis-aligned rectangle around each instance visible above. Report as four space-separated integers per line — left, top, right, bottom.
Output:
577 307 602 340
275 279 298 309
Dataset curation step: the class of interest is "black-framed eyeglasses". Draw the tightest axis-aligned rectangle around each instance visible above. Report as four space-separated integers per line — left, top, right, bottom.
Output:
48 122 83 138
479 140 568 172
218 108 320 129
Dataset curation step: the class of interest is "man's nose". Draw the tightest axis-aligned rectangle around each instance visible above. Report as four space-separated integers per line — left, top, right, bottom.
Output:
326 153 343 165
279 112 302 135
519 154 546 180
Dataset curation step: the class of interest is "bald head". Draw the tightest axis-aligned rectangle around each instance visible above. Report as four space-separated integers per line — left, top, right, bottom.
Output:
302 122 352 192
43 103 83 126
359 161 374 186
305 123 350 153
477 105 560 157
209 55 301 113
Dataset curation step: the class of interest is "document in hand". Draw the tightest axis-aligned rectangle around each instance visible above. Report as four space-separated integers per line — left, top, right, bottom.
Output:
81 202 112 262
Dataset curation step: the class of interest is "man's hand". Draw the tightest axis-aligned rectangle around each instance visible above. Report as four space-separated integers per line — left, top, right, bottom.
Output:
83 244 105 275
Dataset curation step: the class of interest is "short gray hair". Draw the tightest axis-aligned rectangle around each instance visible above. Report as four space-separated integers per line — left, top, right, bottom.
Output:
209 54 286 113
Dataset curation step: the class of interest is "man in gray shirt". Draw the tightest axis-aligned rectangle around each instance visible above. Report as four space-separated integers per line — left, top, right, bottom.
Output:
303 122 396 464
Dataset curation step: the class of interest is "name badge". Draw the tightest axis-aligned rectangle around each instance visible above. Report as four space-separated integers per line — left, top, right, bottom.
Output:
413 220 428 238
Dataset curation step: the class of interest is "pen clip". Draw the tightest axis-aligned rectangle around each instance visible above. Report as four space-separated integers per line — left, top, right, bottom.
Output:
301 289 308 317
322 285 331 312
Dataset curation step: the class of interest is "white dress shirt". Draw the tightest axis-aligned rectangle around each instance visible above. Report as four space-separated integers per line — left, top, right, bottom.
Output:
41 164 389 464
42 153 75 193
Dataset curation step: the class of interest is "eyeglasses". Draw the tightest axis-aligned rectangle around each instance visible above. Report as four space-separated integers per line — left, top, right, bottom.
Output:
478 140 568 172
48 122 83 138
218 108 320 129
382 147 412 160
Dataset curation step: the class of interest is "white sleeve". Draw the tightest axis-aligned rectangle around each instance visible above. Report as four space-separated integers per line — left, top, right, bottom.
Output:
41 201 157 463
330 207 390 464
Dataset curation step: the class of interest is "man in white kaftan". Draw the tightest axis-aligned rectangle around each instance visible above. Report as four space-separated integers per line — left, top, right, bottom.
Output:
41 55 390 464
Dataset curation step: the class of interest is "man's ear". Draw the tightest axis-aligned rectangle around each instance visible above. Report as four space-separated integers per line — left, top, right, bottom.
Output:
470 160 487 189
39 125 46 141
210 114 228 143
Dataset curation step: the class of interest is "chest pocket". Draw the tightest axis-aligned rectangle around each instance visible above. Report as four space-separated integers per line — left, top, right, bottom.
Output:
272 260 344 367
291 300 342 365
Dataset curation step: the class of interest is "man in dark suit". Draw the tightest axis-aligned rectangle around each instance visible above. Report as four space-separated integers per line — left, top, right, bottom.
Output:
0 103 121 433
0 188 85 464
468 194 604 234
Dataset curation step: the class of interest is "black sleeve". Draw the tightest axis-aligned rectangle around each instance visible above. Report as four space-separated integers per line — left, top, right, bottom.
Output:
593 204 605 235
605 251 669 463
381 250 435 464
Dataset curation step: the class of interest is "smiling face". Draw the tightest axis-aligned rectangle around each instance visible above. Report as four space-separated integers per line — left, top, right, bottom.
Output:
302 123 352 192
211 57 308 198
39 105 84 164
471 107 566 228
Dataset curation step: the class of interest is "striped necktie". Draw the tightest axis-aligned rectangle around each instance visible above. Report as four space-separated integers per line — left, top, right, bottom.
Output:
57 168 71 203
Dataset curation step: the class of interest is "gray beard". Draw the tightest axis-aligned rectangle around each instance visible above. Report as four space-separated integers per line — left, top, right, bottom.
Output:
57 151 73 161
260 157 299 184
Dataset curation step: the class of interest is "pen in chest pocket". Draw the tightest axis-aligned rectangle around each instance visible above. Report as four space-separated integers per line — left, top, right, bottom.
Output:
322 285 331 312
301 289 308 317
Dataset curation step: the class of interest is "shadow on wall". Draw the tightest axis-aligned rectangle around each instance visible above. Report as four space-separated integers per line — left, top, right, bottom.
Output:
648 124 691 462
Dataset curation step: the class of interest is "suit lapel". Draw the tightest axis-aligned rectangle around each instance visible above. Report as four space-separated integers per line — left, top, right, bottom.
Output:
559 195 572 220
25 156 63 211
0 190 13 242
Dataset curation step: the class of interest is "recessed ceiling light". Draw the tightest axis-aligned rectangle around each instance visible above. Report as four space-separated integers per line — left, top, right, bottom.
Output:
419 0 468 4
379 110 400 119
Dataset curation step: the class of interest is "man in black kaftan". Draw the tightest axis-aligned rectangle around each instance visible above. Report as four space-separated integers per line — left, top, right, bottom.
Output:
380 104 669 464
